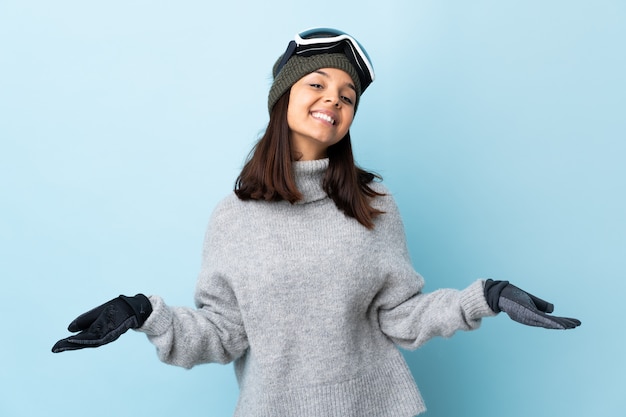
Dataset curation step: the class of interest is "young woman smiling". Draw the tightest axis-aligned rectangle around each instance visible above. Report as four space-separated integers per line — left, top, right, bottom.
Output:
53 28 581 417
287 68 356 160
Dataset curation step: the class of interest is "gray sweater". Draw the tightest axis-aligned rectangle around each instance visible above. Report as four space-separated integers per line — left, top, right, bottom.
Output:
139 158 495 416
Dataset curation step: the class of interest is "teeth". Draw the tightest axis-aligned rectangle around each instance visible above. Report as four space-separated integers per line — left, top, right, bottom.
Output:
312 112 335 125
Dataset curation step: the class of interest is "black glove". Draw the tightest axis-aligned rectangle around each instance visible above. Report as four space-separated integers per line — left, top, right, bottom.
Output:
52 294 152 353
484 279 581 330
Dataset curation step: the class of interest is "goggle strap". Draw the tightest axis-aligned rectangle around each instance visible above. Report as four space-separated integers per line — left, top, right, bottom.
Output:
275 40 297 76
342 42 369 86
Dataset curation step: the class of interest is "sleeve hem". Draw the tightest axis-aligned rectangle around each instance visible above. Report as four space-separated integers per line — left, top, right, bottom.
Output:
461 279 498 321
136 295 173 336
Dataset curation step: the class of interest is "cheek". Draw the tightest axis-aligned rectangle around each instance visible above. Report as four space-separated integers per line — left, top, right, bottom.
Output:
286 92 307 124
286 105 300 133
341 111 355 132
285 100 298 129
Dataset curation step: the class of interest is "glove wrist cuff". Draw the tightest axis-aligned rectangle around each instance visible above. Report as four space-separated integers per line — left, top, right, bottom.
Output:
483 279 509 313
120 294 153 327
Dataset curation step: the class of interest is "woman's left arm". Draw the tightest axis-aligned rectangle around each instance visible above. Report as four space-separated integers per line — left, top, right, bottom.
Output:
377 278 494 350
371 190 579 351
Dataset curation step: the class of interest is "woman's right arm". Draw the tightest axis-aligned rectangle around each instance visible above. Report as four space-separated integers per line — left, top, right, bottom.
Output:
138 197 249 369
139 287 248 369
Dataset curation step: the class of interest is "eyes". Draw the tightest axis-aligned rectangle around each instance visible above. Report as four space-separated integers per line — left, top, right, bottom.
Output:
341 94 354 105
305 80 356 106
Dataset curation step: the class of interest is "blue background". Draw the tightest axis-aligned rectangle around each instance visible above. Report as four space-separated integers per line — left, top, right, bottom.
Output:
1 1 624 416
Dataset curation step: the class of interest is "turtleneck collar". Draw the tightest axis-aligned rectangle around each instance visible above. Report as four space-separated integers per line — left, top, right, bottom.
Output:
293 158 329 204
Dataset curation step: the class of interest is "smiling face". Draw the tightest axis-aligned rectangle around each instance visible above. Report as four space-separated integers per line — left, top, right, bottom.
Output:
287 68 357 160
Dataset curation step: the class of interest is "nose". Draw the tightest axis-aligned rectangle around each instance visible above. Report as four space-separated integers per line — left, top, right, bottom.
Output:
324 92 341 107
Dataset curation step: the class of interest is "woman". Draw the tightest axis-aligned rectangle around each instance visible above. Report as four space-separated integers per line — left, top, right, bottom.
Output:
52 28 580 417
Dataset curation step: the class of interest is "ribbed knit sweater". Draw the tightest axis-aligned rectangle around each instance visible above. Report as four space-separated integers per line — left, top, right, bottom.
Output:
138 158 495 417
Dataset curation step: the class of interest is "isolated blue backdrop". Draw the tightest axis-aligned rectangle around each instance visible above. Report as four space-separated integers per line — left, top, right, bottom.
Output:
1 1 624 416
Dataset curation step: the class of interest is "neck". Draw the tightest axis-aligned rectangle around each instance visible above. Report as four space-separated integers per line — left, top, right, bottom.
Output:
290 136 329 161
292 152 327 161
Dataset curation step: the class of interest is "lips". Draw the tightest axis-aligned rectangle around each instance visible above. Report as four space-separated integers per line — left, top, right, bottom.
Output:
311 111 336 125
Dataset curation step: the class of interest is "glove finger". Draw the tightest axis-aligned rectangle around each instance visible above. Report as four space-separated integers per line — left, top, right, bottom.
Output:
67 316 138 346
526 292 555 314
67 302 111 332
506 310 564 329
549 315 582 329
505 284 554 314
52 336 90 353
509 310 580 330
499 297 574 329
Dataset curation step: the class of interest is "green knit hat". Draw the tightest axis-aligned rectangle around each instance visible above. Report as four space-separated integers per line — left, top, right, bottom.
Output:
267 53 362 113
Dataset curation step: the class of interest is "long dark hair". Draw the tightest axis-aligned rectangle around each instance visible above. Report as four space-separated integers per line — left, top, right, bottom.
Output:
234 92 384 229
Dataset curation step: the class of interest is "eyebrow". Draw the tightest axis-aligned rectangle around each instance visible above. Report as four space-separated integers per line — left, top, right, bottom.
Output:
313 70 356 92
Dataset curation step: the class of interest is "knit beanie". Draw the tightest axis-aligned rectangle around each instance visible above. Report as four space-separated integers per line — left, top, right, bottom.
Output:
267 53 362 113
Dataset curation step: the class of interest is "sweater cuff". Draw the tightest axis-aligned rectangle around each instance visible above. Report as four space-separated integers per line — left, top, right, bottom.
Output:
135 295 174 336
460 279 497 321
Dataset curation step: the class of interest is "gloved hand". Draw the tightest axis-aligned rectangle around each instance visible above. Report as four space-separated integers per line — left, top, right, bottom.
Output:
52 294 152 353
484 279 581 330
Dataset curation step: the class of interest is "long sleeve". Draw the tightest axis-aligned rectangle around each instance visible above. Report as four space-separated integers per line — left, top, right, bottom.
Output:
371 189 495 350
378 280 494 350
137 203 249 369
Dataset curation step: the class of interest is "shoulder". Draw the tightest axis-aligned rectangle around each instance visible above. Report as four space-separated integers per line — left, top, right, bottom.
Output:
212 192 243 215
206 193 248 233
200 192 255 252
367 180 409 237
369 181 400 214
369 179 390 195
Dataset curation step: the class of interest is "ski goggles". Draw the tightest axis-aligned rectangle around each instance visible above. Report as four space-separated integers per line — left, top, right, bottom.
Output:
275 28 375 92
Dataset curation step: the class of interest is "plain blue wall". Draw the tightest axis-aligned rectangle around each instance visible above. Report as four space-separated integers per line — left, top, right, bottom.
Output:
1 1 624 416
